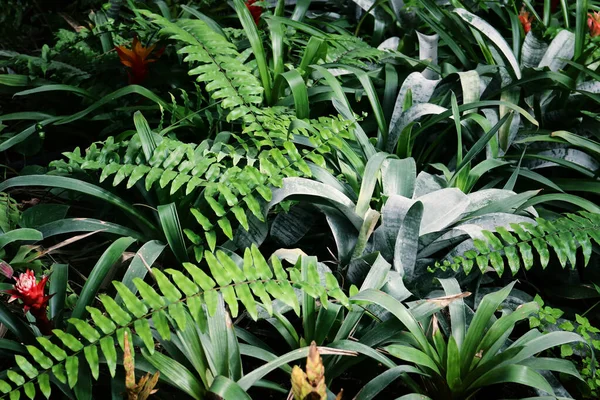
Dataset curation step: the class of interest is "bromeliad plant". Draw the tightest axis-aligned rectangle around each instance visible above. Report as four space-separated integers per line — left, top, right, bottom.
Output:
0 246 354 399
1 0 599 399
290 342 343 400
0 264 52 334
115 36 165 85
380 281 586 399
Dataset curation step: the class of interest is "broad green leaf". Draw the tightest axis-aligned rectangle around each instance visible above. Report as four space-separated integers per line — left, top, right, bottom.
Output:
14 356 38 379
446 336 461 391
51 364 67 384
439 278 466 349
67 319 100 343
38 373 51 398
575 0 588 59
0 228 42 250
87 307 116 334
460 282 515 375
100 336 117 377
113 282 148 318
478 302 540 365
232 0 271 104
158 203 188 263
385 345 441 374
153 310 171 340
351 290 435 358
519 357 582 380
454 8 521 79
69 237 136 324
0 379 12 393
538 30 574 71
48 263 68 327
354 365 425 400
153 268 182 302
0 303 36 344
99 295 132 326
394 201 423 283
53 330 83 352
117 240 166 301
355 152 392 217
133 111 158 161
0 176 156 235
36 337 66 361
168 302 187 331
134 318 155 354
65 356 79 388
468 365 552 394
26 346 52 369
84 345 99 380
273 70 309 119
142 348 204 399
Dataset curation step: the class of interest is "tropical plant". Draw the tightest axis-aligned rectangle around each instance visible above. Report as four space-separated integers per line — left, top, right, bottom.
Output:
1 0 599 398
528 294 600 399
379 280 586 399
0 247 353 398
431 211 600 277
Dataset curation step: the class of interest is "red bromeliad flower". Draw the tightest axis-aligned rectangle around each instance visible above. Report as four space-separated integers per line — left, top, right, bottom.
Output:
519 7 533 34
115 36 164 85
1 263 53 334
245 0 263 25
589 11 600 38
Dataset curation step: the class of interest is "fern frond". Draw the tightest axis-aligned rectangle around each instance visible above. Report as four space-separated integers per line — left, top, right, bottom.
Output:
327 35 387 68
0 193 20 233
0 246 349 399
50 112 354 254
432 212 600 276
140 11 263 123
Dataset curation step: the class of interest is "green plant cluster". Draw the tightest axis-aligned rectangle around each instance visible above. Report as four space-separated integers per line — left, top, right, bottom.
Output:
0 0 599 399
530 295 600 398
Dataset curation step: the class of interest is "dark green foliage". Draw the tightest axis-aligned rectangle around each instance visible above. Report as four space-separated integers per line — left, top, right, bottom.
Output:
2 0 600 399
432 212 600 276
0 245 349 399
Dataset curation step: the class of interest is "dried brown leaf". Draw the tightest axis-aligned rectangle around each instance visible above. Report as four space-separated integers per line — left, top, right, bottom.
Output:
32 230 105 260
123 330 159 400
426 292 471 308
432 314 439 336
138 371 160 400
123 331 136 392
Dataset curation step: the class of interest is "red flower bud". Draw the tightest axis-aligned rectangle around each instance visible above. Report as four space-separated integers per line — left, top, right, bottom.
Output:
519 7 534 34
589 12 600 38
4 269 53 334
245 0 263 25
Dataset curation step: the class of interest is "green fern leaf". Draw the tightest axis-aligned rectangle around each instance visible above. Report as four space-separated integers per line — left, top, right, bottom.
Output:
83 345 99 380
65 356 78 388
99 336 117 378
37 374 50 399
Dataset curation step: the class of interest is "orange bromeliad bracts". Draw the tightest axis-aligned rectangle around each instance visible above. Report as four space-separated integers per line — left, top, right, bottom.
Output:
115 36 164 85
518 7 533 34
589 11 600 38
